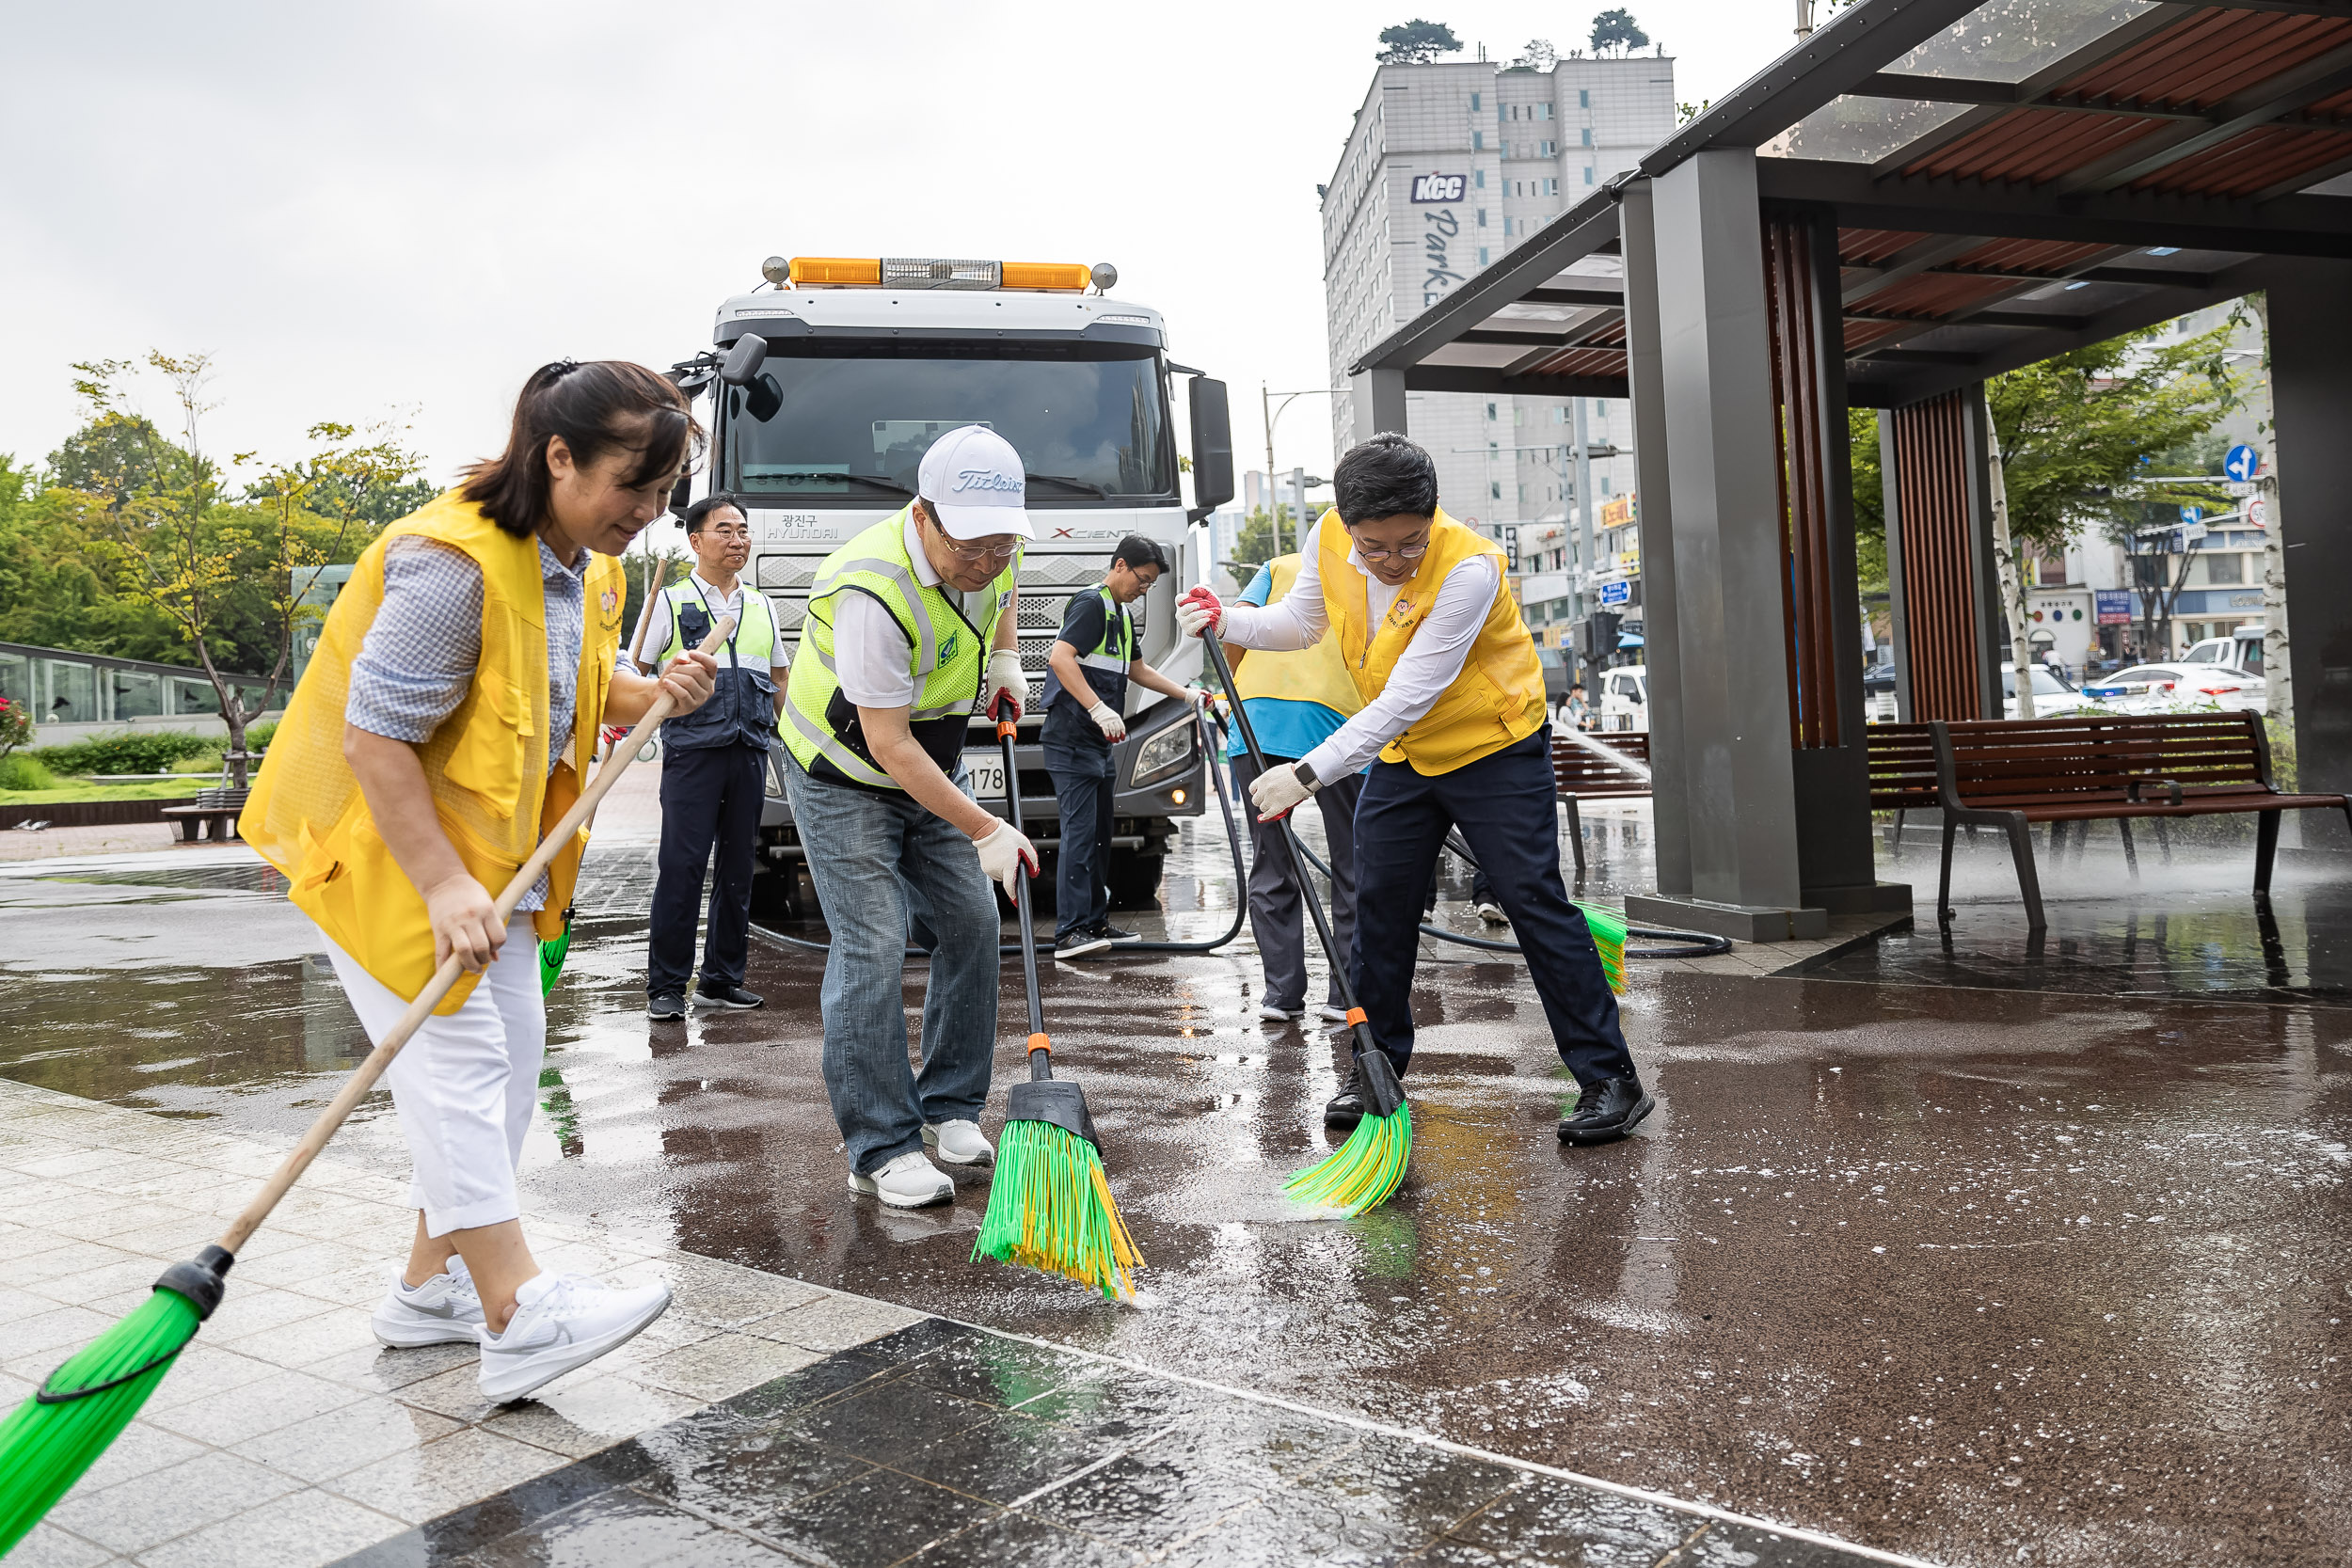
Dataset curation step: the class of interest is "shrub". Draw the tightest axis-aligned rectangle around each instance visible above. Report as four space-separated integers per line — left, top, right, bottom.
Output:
0 696 32 761
243 720 278 754
33 730 219 777
0 753 58 791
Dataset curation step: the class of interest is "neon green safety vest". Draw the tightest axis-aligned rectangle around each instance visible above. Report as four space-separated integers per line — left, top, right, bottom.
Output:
780 508 1018 790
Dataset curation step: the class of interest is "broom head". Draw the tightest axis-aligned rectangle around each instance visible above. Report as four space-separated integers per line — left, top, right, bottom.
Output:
1574 900 1629 996
971 1080 1142 1301
0 1247 230 1556
1286 1046 1411 1216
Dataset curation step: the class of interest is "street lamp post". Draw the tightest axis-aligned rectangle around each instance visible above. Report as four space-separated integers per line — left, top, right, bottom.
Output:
1262 385 1347 555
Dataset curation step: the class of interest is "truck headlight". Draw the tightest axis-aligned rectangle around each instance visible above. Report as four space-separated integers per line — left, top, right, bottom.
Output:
1129 721 1196 788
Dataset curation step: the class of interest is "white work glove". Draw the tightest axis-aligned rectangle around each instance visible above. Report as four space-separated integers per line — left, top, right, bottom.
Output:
972 820 1039 900
984 648 1028 721
1248 761 1317 823
1089 703 1128 743
1175 586 1224 640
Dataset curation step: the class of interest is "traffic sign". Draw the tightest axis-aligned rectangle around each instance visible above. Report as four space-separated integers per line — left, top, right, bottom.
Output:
2248 497 2268 528
2224 444 2261 483
2179 504 2202 525
1597 579 1631 607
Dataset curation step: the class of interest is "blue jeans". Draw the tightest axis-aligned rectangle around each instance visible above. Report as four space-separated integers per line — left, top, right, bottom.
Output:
781 752 1000 1175
1352 732 1634 1088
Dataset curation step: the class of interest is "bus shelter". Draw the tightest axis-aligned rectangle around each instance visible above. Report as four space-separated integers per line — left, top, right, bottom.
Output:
1346 0 2352 939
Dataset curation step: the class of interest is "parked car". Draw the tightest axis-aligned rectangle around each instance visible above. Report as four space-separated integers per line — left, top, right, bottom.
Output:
2001 661 2098 720
2079 662 2265 715
1597 664 1647 732
2181 626 2265 677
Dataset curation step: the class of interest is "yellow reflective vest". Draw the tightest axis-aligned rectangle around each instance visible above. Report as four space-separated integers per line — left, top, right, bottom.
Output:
1230 553 1365 720
1316 505 1547 775
241 492 627 1011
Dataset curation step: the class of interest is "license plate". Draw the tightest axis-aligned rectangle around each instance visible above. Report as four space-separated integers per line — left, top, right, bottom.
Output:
963 751 1009 800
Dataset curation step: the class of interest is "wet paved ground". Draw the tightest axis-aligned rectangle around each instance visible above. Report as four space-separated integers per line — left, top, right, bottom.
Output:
3 783 2348 1566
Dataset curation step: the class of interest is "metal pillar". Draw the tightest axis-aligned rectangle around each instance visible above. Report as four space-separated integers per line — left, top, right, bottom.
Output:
1349 368 1407 439
1618 179 1692 900
2269 259 2352 851
1621 150 1825 942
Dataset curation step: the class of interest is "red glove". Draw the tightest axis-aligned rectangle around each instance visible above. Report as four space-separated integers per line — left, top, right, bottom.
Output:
1176 585 1225 639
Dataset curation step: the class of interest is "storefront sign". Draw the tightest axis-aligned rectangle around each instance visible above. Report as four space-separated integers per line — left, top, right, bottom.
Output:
2094 590 2134 626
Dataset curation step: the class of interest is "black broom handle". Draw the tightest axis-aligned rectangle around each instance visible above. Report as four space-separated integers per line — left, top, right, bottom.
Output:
1201 635 1375 1049
995 698 1050 1078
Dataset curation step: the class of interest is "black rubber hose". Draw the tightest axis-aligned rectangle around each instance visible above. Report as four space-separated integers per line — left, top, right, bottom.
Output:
752 705 1251 961
1282 830 1732 960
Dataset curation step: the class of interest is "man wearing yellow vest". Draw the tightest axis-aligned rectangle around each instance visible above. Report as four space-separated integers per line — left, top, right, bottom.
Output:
1224 552 1366 1024
1178 433 1650 1145
631 492 788 1020
778 424 1035 1210
243 360 720 1400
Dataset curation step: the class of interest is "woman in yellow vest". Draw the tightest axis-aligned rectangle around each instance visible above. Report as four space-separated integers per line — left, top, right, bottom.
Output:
1179 433 1650 1146
243 361 720 1401
1224 551 1367 1024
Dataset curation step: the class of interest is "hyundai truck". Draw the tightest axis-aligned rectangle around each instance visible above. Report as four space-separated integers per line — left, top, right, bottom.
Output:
673 253 1235 920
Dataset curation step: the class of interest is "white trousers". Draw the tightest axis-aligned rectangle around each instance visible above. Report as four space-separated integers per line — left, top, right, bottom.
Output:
325 918 546 1238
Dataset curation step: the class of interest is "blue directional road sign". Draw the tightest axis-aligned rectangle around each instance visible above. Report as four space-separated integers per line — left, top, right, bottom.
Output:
2224 443 2260 483
1597 579 1631 607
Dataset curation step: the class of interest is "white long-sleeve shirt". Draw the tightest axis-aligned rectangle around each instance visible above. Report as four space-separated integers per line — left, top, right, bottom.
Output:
1219 517 1502 783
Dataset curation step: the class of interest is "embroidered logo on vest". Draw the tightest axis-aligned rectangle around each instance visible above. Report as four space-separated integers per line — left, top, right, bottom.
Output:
939 628 961 664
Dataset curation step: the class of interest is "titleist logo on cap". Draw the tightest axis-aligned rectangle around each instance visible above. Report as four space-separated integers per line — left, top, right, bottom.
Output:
952 468 1023 495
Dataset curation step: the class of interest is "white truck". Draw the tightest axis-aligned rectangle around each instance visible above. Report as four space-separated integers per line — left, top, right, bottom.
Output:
672 254 1235 920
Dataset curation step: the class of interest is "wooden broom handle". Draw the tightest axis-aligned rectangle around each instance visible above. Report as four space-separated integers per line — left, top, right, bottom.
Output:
215 615 735 1255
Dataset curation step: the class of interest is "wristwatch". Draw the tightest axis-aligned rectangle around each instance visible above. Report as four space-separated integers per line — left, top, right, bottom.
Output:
1292 759 1324 794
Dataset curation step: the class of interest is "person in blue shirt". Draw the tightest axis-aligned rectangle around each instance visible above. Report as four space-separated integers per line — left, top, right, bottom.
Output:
1223 552 1369 1022
1040 535 1207 958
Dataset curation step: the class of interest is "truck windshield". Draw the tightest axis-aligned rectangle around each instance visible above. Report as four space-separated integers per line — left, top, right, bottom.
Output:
725 342 1176 506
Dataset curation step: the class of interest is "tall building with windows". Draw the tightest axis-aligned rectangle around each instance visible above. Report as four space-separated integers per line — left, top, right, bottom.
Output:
1320 51 1676 540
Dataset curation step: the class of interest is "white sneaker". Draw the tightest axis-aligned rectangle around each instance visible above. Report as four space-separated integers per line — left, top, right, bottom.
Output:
372 1259 485 1347
923 1119 995 1166
849 1149 955 1209
477 1272 673 1402
1476 901 1508 926
1315 1004 1351 1024
1258 1003 1305 1022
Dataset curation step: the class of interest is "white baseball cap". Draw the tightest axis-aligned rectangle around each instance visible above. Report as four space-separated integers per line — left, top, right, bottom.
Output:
917 425 1032 541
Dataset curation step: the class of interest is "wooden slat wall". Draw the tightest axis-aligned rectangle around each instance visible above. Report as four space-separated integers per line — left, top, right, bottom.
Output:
1763 214 1842 750
1889 391 1985 721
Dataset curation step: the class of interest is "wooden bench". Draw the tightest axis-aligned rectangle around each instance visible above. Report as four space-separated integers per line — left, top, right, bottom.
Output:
1928 711 2350 929
1865 722 1939 854
1551 729 1650 874
161 786 248 845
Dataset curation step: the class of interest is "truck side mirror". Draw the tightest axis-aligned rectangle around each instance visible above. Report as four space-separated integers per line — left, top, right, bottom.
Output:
744 372 783 423
1187 377 1234 522
668 472 692 519
720 335 769 387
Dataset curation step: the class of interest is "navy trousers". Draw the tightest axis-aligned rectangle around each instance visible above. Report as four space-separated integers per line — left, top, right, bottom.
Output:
648 742 766 995
1043 703 1117 942
1350 731 1634 1087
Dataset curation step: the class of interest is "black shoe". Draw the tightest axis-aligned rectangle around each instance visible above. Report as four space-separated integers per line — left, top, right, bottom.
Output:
1558 1076 1654 1145
1094 923 1143 944
646 992 686 1022
1055 930 1111 959
696 981 764 1010
1325 1068 1366 1130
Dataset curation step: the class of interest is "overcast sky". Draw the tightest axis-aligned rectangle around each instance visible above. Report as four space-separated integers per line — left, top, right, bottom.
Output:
2 1 1798 528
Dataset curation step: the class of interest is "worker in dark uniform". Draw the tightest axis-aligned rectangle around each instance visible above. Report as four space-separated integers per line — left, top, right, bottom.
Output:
637 492 787 1020
1040 534 1207 958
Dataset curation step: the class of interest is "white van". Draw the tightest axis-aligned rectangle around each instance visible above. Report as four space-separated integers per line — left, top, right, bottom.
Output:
1597 665 1647 732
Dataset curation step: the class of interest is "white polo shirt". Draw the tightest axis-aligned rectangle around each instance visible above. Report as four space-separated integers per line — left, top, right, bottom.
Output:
626 567 790 677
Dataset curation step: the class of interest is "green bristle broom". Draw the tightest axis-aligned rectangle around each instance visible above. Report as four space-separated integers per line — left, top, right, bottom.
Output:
1201 635 1412 1219
971 700 1142 1301
0 617 734 1555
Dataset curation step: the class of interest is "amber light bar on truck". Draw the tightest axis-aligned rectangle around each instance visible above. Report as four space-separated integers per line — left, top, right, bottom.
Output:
787 256 1100 292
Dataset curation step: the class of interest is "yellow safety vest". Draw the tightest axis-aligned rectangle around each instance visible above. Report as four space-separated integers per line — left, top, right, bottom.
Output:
779 509 1017 790
241 491 627 1011
1231 553 1365 719
1318 505 1547 775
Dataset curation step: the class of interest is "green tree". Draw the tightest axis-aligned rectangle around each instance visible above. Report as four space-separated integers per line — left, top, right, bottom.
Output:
1226 504 1311 575
1590 8 1649 55
1847 407 1886 600
1377 19 1460 63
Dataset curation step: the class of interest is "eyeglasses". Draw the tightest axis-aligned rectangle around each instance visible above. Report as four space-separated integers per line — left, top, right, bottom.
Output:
704 527 752 541
926 512 1021 562
1356 540 1429 562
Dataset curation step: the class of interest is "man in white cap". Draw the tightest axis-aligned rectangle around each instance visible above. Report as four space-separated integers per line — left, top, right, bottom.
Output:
777 424 1035 1208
